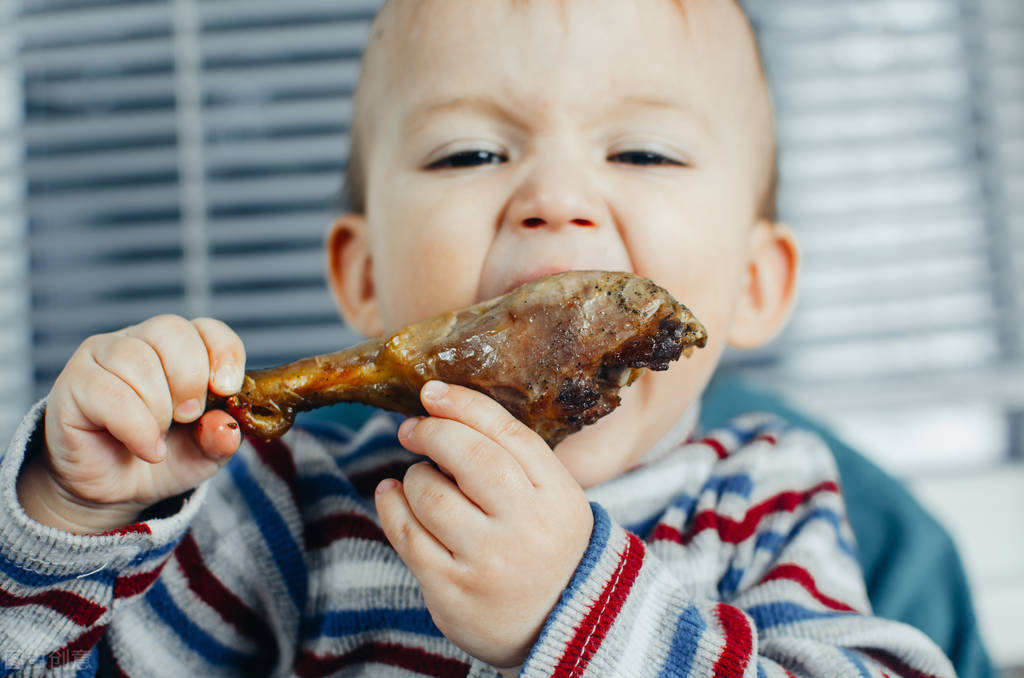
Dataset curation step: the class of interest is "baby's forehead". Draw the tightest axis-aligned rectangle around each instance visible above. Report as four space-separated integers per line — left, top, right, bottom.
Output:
367 0 764 99
350 0 775 216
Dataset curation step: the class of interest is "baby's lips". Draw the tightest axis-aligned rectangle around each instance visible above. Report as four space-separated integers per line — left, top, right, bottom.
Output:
490 263 630 299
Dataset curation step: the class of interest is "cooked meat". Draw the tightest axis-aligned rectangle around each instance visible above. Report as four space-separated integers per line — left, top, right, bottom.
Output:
207 270 707 447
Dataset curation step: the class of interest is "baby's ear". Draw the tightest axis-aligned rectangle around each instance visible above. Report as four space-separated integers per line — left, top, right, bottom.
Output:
727 220 800 350
326 214 383 337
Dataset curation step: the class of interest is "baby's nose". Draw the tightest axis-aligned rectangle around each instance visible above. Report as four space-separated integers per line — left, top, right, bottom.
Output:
507 166 605 232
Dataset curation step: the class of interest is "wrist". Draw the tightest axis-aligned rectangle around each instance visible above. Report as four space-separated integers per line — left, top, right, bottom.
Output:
16 455 144 535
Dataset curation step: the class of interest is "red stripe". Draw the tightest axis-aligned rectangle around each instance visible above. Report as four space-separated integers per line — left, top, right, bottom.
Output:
712 604 753 676
46 624 106 668
96 523 151 537
856 648 941 678
651 481 840 546
760 563 856 612
0 586 105 626
553 532 645 677
250 437 300 506
294 642 469 678
350 460 416 498
113 563 165 599
307 511 390 549
698 437 730 459
755 434 778 445
174 533 277 648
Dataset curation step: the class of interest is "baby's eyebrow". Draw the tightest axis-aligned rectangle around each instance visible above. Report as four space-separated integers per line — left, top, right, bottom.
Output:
401 93 713 139
607 95 713 136
403 95 529 137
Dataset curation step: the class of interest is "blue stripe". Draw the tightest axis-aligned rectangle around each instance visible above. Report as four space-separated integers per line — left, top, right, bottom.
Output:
841 648 873 678
719 566 745 597
716 419 785 446
127 537 184 567
305 607 443 639
658 603 705 677
788 508 857 561
525 502 612 665
753 510 856 562
701 473 753 500
0 547 116 587
297 473 365 506
146 579 249 667
0 524 180 586
561 503 612 599
756 660 768 678
754 531 785 553
293 419 355 444
333 431 405 471
747 601 850 629
226 456 307 611
671 492 697 516
625 513 661 539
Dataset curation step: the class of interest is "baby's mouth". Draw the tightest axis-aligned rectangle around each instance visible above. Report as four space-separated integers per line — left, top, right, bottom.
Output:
500 266 578 296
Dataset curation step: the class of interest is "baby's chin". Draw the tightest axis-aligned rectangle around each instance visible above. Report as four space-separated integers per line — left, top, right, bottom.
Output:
551 379 670 488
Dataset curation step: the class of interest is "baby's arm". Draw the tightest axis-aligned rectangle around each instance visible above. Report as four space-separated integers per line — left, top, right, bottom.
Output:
521 428 957 677
0 315 246 673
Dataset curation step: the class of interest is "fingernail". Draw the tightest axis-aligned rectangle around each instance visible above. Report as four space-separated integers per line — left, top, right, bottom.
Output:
174 398 203 422
398 417 421 439
154 438 168 462
421 380 449 402
213 366 243 394
376 478 399 494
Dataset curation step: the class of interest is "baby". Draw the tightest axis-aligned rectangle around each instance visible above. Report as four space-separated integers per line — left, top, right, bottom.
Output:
2 0 955 676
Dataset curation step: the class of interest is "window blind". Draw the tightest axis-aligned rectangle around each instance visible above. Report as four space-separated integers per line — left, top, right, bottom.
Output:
17 0 379 420
7 0 1023 476
0 2 31 445
737 0 1023 474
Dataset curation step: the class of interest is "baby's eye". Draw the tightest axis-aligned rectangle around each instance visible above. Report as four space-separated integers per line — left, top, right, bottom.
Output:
609 151 686 167
427 150 508 170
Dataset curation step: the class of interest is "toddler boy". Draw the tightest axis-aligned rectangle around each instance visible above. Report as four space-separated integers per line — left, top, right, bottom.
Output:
2 0 956 675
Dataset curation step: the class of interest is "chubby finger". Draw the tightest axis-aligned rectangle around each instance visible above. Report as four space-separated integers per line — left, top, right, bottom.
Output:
192 317 245 397
88 335 174 432
67 365 166 463
418 381 549 484
402 460 486 554
375 478 454 575
125 315 210 424
191 409 242 461
398 416 531 514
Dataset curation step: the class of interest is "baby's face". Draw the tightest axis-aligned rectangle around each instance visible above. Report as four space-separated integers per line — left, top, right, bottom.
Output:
348 0 779 485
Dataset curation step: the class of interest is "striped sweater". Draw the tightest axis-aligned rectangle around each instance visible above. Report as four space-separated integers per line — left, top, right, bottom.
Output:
0 400 955 677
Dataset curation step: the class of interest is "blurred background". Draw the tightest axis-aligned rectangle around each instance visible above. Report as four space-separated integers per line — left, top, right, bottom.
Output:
0 0 1020 673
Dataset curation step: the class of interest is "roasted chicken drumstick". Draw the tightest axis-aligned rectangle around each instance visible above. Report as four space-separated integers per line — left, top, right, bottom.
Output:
208 271 707 447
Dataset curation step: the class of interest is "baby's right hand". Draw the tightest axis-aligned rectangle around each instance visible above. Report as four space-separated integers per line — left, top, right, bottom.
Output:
18 315 246 534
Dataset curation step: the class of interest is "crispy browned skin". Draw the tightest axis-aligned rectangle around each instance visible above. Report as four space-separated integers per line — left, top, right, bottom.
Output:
208 271 707 447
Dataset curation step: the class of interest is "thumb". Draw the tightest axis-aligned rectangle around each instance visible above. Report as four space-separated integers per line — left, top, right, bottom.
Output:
191 409 243 461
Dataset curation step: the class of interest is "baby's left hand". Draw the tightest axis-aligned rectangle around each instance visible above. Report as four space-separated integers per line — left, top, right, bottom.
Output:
375 381 594 669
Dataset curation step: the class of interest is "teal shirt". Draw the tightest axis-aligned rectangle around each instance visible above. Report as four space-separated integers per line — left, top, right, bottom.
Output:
700 375 999 678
